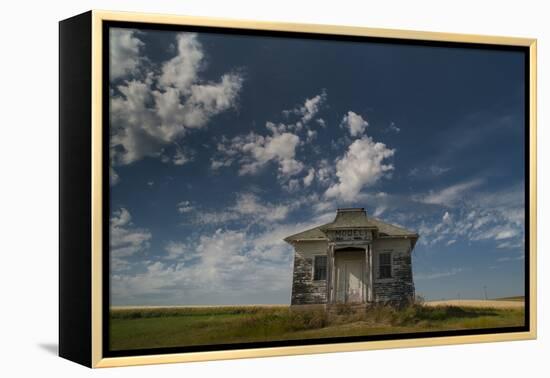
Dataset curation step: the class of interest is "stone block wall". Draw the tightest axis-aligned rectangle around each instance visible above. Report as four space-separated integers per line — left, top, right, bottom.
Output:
373 253 414 304
290 254 327 305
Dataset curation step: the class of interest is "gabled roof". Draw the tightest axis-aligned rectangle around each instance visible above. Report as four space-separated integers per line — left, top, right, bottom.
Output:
367 217 418 238
283 224 328 242
320 208 376 230
283 208 418 243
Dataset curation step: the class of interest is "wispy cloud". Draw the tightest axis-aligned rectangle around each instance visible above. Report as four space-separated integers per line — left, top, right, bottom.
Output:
112 226 297 305
110 208 152 272
387 122 400 133
411 182 525 249
176 201 193 214
496 254 524 262
179 192 314 226
164 241 200 261
415 178 483 206
409 165 450 178
415 267 464 281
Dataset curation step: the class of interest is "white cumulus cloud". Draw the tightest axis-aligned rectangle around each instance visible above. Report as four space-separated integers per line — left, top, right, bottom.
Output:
283 91 327 125
159 33 204 91
110 28 143 80
216 124 304 178
325 136 395 202
110 32 243 170
341 111 369 137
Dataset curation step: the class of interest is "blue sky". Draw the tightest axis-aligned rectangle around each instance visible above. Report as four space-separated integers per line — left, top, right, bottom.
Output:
108 27 526 306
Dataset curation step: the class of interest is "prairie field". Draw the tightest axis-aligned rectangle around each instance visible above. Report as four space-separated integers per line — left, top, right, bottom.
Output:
109 301 524 351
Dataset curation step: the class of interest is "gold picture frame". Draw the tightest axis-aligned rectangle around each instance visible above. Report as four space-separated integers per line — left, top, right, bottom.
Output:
59 9 537 368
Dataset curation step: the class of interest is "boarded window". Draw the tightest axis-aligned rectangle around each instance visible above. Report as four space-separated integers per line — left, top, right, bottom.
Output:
379 252 392 279
313 256 327 281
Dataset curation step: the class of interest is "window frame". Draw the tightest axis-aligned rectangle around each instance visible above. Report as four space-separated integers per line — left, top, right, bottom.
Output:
378 252 392 279
312 255 328 281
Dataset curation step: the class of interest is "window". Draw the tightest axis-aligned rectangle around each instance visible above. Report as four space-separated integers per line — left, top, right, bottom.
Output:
379 252 392 279
313 255 327 281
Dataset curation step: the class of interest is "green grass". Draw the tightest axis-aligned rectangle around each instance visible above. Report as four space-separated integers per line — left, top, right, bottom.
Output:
109 304 525 351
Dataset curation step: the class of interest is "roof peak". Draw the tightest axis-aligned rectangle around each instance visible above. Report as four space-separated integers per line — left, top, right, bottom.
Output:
324 207 369 230
337 207 366 214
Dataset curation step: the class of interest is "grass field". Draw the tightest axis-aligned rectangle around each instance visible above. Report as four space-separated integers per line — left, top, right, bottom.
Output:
494 296 525 302
109 302 525 351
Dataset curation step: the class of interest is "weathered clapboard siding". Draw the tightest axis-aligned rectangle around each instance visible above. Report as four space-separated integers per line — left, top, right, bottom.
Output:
291 241 328 305
372 238 415 304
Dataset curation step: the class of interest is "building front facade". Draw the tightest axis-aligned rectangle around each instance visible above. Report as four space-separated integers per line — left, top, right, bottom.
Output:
284 208 419 307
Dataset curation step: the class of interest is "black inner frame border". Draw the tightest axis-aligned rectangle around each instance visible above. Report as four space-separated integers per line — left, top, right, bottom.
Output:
101 19 531 359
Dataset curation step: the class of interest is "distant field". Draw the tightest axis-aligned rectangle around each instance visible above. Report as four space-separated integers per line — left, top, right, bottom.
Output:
109 303 525 351
494 296 525 302
425 299 524 309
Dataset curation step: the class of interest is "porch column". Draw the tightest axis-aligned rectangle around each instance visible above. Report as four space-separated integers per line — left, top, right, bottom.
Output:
328 243 332 303
364 246 369 302
368 244 373 302
327 243 335 304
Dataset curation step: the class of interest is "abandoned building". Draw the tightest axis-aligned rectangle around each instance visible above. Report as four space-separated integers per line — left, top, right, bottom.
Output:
284 208 418 307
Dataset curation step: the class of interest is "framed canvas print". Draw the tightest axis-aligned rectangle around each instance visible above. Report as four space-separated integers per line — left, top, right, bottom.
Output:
59 10 537 368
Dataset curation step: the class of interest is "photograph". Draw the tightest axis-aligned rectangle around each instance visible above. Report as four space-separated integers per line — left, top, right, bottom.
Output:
106 22 528 354
2 0 546 374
